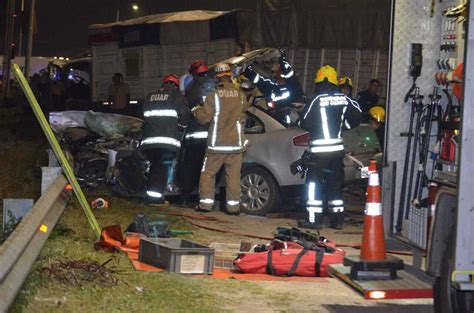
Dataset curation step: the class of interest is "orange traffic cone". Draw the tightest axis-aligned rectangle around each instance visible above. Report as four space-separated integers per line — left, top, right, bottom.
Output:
360 171 386 260
343 160 404 280
367 159 377 174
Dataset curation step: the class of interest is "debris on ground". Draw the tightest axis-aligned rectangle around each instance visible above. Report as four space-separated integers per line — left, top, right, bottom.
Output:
34 296 67 306
39 258 119 286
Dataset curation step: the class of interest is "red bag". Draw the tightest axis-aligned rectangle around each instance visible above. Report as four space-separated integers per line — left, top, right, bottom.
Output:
234 240 345 277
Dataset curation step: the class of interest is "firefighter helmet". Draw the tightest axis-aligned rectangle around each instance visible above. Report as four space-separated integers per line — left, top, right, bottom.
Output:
369 106 385 122
163 74 180 86
189 60 209 75
338 76 353 88
215 62 232 77
314 65 338 85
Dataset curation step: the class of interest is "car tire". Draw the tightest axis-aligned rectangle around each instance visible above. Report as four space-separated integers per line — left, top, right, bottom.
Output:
434 229 474 313
240 166 281 216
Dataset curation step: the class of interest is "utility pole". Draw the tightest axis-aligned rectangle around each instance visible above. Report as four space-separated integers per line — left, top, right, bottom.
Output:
24 0 36 78
2 0 16 103
18 0 25 57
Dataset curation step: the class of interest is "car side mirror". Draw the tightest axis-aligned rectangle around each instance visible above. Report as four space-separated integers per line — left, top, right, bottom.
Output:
244 125 264 134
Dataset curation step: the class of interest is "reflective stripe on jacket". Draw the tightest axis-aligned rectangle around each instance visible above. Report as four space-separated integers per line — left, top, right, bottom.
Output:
141 84 190 151
299 91 362 154
194 81 248 153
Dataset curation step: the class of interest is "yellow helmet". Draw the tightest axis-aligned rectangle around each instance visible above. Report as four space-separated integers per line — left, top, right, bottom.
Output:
314 65 338 85
338 76 353 88
369 106 385 122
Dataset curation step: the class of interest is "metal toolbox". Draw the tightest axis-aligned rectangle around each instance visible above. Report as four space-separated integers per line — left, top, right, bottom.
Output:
139 238 214 274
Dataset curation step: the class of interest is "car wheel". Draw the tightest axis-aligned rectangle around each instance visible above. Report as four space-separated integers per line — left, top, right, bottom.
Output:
77 158 107 188
240 166 281 216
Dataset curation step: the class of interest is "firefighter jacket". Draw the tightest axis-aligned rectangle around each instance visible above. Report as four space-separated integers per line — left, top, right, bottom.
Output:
141 84 191 152
299 91 362 155
185 76 216 109
194 81 248 153
184 75 216 139
244 55 303 106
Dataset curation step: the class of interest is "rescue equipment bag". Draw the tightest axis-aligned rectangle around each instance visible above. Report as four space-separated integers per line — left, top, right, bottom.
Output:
233 239 345 277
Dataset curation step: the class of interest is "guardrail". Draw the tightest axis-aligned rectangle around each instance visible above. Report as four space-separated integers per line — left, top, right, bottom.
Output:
0 175 69 312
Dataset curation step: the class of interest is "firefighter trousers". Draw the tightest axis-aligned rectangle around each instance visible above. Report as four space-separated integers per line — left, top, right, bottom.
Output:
144 148 176 203
305 153 345 218
179 140 207 201
199 152 243 212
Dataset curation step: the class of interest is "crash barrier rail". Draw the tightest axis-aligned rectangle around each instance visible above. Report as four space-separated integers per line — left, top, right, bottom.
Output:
0 175 69 312
11 64 101 238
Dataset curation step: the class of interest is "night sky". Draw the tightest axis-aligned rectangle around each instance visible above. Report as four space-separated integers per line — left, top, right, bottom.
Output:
1 0 258 57
1 0 389 57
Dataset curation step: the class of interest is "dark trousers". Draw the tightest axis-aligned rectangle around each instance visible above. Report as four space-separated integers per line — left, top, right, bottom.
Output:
178 140 207 201
305 153 345 215
145 148 176 201
375 124 385 152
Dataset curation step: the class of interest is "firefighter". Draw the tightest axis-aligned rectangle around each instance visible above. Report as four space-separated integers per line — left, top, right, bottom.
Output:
244 50 303 107
338 76 353 98
299 65 362 229
141 74 190 204
193 63 248 215
178 60 216 206
185 60 216 108
368 105 386 150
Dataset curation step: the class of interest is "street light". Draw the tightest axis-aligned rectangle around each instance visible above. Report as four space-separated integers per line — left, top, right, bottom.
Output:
116 4 140 22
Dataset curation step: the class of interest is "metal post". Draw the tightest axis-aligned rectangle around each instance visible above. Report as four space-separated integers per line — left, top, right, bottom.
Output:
336 49 341 73
453 1 474 291
353 49 361 95
18 0 25 57
24 0 35 79
302 48 310 93
2 0 16 102
320 48 326 67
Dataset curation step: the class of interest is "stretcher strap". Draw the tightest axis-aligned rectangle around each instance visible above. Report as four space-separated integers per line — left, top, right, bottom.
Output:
266 249 275 275
315 248 324 277
287 249 309 277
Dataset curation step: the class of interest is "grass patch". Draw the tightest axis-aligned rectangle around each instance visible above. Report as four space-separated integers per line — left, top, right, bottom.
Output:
10 196 288 313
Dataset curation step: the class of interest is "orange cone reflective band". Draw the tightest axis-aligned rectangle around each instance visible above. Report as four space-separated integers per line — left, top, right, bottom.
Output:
360 172 387 260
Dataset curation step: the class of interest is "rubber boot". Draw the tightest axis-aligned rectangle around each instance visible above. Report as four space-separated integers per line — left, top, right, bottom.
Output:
179 195 190 208
225 209 240 216
195 205 212 213
164 160 180 194
298 213 323 230
330 212 344 229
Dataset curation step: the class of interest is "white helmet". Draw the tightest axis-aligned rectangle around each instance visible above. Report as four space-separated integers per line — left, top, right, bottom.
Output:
215 62 232 77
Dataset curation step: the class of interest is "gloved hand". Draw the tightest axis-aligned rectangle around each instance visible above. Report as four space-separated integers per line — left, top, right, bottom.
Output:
191 105 203 113
290 156 308 179
233 65 243 76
